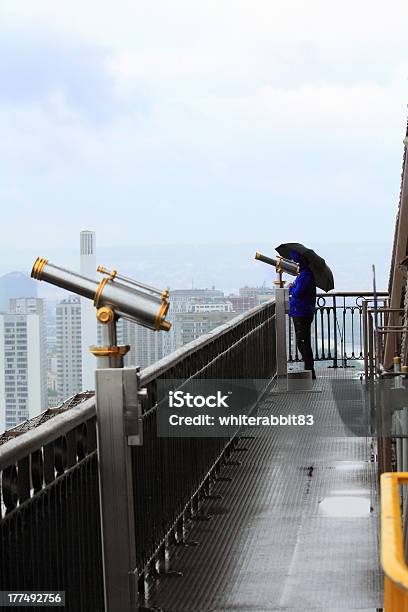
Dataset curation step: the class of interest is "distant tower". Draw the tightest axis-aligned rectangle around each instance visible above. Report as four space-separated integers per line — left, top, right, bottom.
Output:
56 296 82 402
80 231 97 391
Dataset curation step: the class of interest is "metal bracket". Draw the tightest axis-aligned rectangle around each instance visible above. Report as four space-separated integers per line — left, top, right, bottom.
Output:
122 367 144 446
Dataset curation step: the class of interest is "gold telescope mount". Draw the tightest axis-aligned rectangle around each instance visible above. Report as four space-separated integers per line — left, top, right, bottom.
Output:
31 257 172 369
91 265 170 369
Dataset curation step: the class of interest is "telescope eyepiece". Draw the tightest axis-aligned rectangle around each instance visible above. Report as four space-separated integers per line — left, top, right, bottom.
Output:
31 257 48 280
254 251 299 277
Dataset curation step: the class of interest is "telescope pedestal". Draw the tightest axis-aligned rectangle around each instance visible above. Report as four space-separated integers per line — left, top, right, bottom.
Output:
91 314 140 612
275 287 289 387
94 367 142 612
90 318 130 369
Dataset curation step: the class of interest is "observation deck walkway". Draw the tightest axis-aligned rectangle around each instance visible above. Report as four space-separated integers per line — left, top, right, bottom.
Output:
0 298 387 612
147 366 383 612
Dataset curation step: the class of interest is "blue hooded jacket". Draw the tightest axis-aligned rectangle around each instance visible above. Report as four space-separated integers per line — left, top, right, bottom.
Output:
288 251 316 318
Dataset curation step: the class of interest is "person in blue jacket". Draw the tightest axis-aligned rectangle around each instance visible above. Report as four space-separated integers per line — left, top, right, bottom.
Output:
288 250 317 379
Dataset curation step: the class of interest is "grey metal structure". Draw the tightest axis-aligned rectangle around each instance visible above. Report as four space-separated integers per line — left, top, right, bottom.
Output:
384 124 408 369
275 287 289 380
0 297 276 612
95 368 139 611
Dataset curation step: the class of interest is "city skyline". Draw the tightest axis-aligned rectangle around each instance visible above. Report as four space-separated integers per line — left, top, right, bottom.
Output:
0 237 393 300
0 246 277 433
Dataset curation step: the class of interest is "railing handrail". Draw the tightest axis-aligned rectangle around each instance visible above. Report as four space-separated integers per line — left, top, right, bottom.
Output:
316 291 388 298
0 298 276 468
381 472 408 595
0 397 96 469
140 297 275 385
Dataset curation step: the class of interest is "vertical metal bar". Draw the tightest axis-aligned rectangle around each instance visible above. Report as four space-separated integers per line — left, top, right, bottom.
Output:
342 296 347 367
320 306 326 360
332 295 338 368
275 288 288 380
372 265 381 374
327 307 332 360
288 315 293 363
351 307 355 358
368 312 374 380
363 300 369 380
358 301 364 359
95 368 138 612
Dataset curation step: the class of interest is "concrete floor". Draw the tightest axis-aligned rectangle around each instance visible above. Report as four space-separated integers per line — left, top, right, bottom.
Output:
146 365 383 612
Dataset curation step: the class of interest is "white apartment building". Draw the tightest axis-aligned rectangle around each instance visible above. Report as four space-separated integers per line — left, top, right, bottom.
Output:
174 309 236 347
0 299 47 432
56 296 82 402
188 301 234 313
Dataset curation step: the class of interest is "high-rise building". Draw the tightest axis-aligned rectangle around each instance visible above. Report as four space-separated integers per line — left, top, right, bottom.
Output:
0 297 47 432
227 294 258 314
56 296 82 402
117 319 166 370
0 272 37 312
167 288 227 352
174 309 236 347
239 286 274 299
80 230 97 391
228 286 274 313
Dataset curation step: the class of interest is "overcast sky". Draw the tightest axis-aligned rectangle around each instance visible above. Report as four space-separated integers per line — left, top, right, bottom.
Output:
1 1 407 250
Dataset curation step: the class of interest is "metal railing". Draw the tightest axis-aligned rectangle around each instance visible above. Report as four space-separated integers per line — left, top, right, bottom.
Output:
0 399 103 611
287 292 388 369
381 472 408 611
0 299 276 611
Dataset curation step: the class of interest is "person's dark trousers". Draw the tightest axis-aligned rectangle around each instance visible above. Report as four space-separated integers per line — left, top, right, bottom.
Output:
292 316 316 378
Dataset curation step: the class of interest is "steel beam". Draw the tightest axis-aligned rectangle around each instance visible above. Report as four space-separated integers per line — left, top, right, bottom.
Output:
95 368 139 612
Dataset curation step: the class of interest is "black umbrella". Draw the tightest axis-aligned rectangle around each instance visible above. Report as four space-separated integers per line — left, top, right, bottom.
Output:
275 242 334 292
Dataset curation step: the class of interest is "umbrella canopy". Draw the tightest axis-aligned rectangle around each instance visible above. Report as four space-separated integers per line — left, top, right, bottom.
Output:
275 242 334 292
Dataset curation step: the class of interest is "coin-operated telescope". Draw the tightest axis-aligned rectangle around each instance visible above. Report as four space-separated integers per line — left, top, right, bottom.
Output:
31 257 171 368
254 252 299 288
254 251 300 383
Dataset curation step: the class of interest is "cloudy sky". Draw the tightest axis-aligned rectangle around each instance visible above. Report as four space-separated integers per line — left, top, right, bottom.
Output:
1 1 407 251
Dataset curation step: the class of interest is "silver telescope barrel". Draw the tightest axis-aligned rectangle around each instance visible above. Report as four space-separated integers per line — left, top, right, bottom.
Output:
32 257 171 331
254 252 299 276
97 266 166 299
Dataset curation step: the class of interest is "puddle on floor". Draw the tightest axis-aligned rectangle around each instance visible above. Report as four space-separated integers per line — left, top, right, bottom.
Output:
331 488 370 496
333 461 367 471
318 495 371 517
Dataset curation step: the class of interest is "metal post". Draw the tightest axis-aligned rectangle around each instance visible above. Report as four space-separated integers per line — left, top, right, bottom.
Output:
372 264 381 375
332 295 338 368
92 315 141 612
363 300 368 380
368 312 374 380
342 296 347 367
275 287 289 384
95 367 141 612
